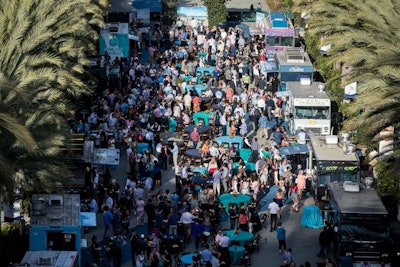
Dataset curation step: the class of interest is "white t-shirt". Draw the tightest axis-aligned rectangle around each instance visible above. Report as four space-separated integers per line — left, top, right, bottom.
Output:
145 177 153 189
181 211 195 224
268 201 280 214
197 34 204 46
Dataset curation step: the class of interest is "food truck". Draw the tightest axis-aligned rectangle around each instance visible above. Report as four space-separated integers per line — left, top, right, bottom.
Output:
286 80 331 135
265 12 295 59
307 136 399 266
26 194 96 267
275 47 313 84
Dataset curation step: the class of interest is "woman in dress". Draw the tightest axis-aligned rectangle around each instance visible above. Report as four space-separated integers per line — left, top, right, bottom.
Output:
238 209 248 231
272 159 279 185
229 121 236 136
288 183 299 212
295 170 307 200
231 176 239 194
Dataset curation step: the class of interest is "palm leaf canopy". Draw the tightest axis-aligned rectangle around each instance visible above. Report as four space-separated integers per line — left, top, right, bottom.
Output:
294 0 400 160
0 0 108 201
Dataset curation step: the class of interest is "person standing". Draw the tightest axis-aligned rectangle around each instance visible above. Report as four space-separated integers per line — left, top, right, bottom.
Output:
220 163 229 193
161 144 169 170
283 248 292 264
267 198 280 232
317 226 331 258
213 168 222 196
145 200 156 232
181 209 196 245
258 113 269 140
276 222 287 253
192 219 205 250
91 235 102 265
169 142 179 170
218 232 230 261
136 250 146 267
136 197 145 226
191 127 200 149
219 112 228 136
250 138 261 162
130 231 138 267
103 205 113 240
250 105 262 131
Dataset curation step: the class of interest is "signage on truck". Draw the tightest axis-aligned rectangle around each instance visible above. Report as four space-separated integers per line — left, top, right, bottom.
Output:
289 66 304 72
319 165 358 172
294 98 330 106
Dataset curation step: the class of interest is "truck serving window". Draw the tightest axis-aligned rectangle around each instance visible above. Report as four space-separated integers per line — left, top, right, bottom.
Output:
340 224 389 242
295 106 330 119
318 171 359 184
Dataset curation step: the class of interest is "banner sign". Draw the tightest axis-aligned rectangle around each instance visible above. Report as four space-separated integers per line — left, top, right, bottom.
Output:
177 6 208 19
344 82 357 98
99 31 130 59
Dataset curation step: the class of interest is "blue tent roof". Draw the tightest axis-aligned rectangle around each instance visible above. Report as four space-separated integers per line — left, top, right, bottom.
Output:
132 0 162 13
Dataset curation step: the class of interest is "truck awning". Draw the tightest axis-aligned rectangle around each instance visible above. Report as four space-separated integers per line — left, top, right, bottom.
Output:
279 144 309 156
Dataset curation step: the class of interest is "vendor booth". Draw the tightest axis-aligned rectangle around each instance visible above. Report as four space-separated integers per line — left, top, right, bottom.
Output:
275 47 313 85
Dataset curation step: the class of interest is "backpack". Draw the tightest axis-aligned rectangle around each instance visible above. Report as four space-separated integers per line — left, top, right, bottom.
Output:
215 112 221 126
253 108 261 117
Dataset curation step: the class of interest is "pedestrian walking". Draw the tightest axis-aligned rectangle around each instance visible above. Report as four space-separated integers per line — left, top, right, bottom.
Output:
316 226 331 258
276 222 286 253
267 198 280 232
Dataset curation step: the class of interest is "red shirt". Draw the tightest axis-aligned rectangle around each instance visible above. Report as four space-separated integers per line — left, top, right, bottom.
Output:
191 131 200 141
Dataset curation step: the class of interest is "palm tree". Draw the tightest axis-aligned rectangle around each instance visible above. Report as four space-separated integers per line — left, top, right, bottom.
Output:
0 0 108 201
293 0 400 195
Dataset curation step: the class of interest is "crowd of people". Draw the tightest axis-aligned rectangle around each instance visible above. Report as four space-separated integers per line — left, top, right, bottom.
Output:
78 13 324 267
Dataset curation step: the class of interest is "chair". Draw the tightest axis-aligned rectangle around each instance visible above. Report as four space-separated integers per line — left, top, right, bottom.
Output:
244 240 254 254
232 143 240 150
252 234 261 253
239 148 252 162
240 251 251 267
174 255 183 267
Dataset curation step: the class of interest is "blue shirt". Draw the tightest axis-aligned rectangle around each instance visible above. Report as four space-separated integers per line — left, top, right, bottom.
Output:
258 116 268 128
201 249 212 262
192 222 204 238
169 213 179 226
276 226 286 241
103 211 113 226
273 130 282 143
